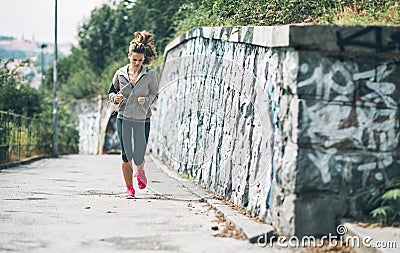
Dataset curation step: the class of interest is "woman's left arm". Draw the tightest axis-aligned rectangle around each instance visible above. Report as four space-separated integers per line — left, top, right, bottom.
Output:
142 71 159 110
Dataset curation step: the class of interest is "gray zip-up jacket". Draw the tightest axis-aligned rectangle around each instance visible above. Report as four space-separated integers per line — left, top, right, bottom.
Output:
108 64 158 120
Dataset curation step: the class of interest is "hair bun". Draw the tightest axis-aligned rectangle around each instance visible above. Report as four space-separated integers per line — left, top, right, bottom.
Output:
132 31 154 46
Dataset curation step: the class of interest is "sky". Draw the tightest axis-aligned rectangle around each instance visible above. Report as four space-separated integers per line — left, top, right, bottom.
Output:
0 0 110 44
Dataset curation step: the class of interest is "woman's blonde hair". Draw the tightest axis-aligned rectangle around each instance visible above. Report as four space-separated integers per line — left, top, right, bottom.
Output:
128 31 157 65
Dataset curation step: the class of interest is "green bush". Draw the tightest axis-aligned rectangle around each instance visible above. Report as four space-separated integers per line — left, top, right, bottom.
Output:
365 178 400 226
175 0 399 34
0 57 79 159
0 59 43 117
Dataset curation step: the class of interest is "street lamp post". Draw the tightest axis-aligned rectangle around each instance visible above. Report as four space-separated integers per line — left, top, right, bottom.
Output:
52 0 58 157
40 43 47 91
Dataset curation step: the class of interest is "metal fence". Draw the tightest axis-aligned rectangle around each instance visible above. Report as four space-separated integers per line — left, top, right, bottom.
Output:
0 110 78 166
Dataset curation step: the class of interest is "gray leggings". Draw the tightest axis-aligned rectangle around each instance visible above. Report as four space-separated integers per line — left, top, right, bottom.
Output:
117 118 150 165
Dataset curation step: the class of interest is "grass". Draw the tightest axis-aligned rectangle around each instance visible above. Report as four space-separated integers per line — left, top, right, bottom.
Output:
174 0 400 35
319 2 400 26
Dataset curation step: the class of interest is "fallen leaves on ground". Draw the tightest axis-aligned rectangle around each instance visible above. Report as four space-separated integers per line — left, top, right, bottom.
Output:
211 210 247 240
299 240 355 253
221 199 266 224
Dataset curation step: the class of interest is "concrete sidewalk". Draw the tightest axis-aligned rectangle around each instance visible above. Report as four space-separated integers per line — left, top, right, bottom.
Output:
0 154 289 253
344 222 399 253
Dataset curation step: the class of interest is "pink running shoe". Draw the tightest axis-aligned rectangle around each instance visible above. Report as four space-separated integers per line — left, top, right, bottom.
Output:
136 169 147 189
125 186 135 199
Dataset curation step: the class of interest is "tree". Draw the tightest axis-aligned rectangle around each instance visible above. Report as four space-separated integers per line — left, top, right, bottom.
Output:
78 4 116 73
126 0 194 52
0 59 43 117
78 2 135 74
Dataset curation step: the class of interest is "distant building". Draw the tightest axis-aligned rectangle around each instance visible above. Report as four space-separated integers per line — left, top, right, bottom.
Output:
0 36 71 60
0 35 72 89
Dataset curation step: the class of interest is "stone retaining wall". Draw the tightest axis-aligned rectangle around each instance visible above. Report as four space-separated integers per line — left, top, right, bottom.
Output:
149 25 400 236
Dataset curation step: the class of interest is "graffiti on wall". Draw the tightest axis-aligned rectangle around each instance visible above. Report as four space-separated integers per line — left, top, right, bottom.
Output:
298 59 398 184
77 112 100 155
150 39 279 219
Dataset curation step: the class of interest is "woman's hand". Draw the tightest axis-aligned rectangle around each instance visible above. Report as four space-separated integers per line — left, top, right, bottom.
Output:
138 97 145 105
115 94 124 104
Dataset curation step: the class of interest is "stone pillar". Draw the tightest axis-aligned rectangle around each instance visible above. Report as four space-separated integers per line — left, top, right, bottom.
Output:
272 26 400 237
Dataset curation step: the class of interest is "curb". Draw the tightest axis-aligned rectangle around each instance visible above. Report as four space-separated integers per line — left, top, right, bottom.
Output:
207 197 276 244
0 155 51 171
149 153 276 244
344 223 378 253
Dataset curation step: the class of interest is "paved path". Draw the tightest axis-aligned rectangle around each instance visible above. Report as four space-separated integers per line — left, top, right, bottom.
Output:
0 155 290 253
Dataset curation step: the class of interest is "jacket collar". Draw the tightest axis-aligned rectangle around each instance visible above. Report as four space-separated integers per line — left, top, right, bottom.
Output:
119 64 148 81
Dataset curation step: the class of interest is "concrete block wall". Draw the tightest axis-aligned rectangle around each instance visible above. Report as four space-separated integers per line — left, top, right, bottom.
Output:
70 95 117 155
149 24 400 237
70 97 101 155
